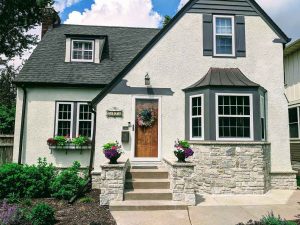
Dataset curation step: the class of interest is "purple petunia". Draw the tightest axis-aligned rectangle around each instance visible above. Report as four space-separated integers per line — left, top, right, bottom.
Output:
184 148 194 158
104 149 120 159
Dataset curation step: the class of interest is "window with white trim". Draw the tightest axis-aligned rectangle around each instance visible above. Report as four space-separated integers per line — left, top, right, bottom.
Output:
190 95 204 140
56 103 73 137
289 107 299 138
216 94 253 140
260 95 266 140
213 15 235 56
77 103 93 138
71 40 94 62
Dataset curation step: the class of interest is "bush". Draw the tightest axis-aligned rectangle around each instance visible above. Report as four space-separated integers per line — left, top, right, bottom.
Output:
297 176 300 187
0 105 15 134
0 158 56 199
50 161 87 200
28 203 55 225
237 212 297 225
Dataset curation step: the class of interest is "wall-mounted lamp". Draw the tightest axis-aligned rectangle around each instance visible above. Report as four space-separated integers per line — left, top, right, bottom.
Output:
145 73 150 86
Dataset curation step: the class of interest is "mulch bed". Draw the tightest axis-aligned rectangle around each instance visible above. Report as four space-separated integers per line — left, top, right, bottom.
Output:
31 190 116 225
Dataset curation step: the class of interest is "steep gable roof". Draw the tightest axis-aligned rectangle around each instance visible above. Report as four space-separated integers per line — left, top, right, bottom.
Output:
92 0 289 105
14 25 159 87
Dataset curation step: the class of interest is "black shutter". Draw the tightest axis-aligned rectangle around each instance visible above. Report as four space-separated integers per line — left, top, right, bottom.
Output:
203 14 213 56
235 16 246 57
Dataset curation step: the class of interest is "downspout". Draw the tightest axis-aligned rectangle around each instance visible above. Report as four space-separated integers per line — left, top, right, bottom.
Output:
88 106 97 177
18 86 27 164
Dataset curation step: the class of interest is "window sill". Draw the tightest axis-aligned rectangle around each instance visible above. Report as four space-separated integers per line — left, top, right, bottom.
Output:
189 140 270 145
49 144 92 154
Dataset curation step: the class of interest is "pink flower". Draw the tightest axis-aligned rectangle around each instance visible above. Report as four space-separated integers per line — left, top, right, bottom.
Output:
111 146 117 151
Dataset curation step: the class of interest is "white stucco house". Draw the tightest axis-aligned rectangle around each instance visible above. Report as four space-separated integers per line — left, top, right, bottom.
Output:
13 0 296 207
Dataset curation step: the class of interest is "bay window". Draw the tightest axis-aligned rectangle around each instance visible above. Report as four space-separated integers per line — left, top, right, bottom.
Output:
216 94 253 140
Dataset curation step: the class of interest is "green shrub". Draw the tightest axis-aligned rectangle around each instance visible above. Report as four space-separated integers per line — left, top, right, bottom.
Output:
0 105 15 134
28 203 55 225
297 176 300 187
50 161 87 200
78 196 94 203
0 158 56 199
260 213 296 225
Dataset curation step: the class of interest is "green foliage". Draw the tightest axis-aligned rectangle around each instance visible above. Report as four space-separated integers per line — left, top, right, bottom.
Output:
260 213 296 225
103 142 118 150
178 140 190 148
0 158 56 199
297 176 300 187
28 203 55 225
163 15 172 27
72 136 90 147
0 0 56 60
54 136 68 146
0 105 15 134
50 161 87 200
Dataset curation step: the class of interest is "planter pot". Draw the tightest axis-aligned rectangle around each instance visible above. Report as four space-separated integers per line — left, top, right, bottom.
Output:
174 151 186 163
109 154 121 164
104 150 122 164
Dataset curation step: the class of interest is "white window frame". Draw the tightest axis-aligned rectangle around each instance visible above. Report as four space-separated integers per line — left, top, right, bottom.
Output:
215 93 253 141
71 40 95 62
260 95 266 141
213 15 235 57
76 103 94 139
190 94 204 141
55 102 74 137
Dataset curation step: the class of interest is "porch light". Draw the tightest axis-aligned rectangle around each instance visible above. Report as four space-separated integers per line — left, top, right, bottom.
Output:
145 73 150 86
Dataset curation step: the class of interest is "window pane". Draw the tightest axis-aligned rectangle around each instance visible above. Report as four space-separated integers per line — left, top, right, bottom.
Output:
216 36 233 55
72 41 93 61
58 104 71 120
57 121 71 137
216 18 232 34
219 117 250 138
289 108 298 123
73 50 82 59
192 117 201 137
290 123 299 138
191 96 201 116
79 104 92 120
83 51 93 60
78 121 92 138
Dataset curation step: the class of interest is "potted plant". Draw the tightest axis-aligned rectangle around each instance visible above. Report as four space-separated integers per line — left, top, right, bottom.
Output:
174 139 194 162
102 141 123 164
47 136 69 147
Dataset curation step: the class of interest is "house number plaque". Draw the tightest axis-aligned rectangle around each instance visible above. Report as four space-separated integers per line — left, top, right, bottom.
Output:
107 109 123 118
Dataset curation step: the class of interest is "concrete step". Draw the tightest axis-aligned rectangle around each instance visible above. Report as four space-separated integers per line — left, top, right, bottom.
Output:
110 200 188 211
126 169 169 179
125 179 170 189
124 189 172 200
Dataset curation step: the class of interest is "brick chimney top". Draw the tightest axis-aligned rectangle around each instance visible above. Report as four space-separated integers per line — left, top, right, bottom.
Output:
41 5 61 38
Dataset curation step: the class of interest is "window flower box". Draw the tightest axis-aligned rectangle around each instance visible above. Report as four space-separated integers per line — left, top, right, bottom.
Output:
47 136 92 154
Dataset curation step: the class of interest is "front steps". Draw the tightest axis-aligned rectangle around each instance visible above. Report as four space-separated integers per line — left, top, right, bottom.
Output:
109 166 188 211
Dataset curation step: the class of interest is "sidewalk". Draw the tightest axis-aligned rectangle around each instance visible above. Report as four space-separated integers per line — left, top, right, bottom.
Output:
111 190 300 225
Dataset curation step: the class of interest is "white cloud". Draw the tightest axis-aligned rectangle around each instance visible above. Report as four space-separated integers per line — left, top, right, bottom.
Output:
177 0 189 11
64 0 163 28
256 0 296 13
53 0 81 12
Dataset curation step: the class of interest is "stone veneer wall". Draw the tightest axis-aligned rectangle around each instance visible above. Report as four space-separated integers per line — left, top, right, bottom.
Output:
163 159 196 206
270 172 297 190
92 160 130 206
190 142 271 194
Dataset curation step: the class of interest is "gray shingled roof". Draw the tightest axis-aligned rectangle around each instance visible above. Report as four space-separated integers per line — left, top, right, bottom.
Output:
185 68 260 90
14 24 160 86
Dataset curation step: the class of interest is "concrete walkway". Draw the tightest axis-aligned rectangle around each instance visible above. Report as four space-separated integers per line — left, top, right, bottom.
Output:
111 190 300 225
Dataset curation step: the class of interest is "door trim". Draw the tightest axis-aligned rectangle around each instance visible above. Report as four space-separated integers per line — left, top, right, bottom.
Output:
131 95 162 162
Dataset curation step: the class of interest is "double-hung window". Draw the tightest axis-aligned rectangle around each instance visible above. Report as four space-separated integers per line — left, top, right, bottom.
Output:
77 103 93 138
289 107 299 139
190 94 204 140
56 102 74 137
55 102 93 139
216 94 253 140
213 15 235 56
71 40 94 62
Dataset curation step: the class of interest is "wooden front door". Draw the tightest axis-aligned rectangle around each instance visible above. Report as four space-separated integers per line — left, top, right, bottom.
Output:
135 99 159 158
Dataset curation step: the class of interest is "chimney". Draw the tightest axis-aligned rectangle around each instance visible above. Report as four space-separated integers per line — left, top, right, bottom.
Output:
41 5 60 38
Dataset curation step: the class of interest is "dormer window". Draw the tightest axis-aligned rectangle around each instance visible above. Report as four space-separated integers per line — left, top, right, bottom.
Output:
213 15 235 57
71 40 94 62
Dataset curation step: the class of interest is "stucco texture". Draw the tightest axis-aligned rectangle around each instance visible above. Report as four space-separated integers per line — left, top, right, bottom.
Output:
94 13 292 173
13 87 101 167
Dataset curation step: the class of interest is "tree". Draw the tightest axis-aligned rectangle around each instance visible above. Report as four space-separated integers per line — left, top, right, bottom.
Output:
163 15 172 27
0 65 19 134
0 0 55 61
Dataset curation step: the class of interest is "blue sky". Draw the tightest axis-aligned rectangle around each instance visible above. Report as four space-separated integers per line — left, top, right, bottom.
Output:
54 0 300 40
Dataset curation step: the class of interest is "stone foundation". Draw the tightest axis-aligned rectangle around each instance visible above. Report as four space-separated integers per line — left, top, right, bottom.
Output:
163 158 196 206
190 142 271 194
270 172 297 190
95 160 130 206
